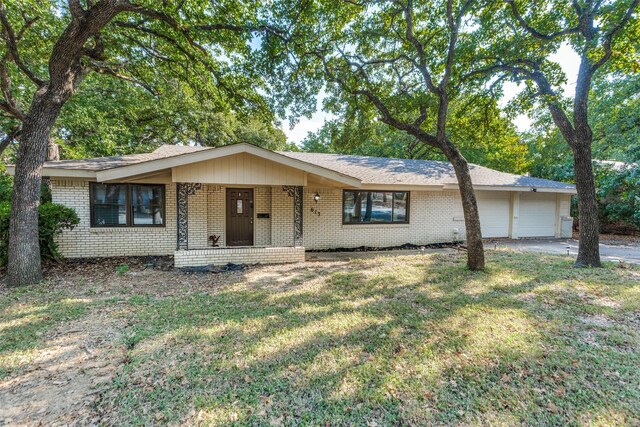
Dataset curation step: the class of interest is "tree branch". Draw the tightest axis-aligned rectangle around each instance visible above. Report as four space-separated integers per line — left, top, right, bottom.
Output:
0 126 20 156
591 0 639 72
505 0 580 40
89 61 157 95
0 56 25 121
476 59 577 145
0 0 45 86
68 0 86 20
403 0 439 94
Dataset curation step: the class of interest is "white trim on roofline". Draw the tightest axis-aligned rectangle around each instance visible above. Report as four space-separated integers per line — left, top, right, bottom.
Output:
95 143 363 187
443 184 577 194
5 165 97 179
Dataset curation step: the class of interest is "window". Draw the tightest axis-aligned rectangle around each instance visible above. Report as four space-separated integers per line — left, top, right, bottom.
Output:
91 184 127 226
343 190 409 224
90 183 165 227
131 185 165 225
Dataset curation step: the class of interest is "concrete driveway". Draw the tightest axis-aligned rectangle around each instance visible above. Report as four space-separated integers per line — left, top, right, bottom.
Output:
495 238 640 265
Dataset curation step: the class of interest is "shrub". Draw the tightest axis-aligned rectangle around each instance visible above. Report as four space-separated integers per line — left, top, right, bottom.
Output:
0 170 12 203
116 263 130 275
596 165 640 230
0 201 80 265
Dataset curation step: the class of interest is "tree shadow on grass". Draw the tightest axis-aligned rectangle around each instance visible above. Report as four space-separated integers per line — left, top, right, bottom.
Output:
95 252 640 425
0 296 92 378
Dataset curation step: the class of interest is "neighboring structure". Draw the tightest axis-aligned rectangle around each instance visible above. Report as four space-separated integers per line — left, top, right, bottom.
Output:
6 143 575 267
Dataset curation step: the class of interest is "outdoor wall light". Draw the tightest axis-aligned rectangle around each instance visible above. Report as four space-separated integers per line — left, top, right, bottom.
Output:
313 193 321 203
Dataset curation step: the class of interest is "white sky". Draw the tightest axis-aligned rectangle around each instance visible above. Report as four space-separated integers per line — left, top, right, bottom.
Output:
281 44 582 144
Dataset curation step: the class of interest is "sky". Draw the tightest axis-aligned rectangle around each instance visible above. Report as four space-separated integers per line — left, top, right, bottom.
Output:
281 44 582 145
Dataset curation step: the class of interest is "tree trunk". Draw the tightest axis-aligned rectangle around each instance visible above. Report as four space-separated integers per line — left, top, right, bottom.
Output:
570 53 601 268
572 139 601 267
7 89 64 286
442 142 485 270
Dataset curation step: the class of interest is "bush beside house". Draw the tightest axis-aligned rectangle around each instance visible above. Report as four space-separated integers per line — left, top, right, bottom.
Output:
0 202 79 265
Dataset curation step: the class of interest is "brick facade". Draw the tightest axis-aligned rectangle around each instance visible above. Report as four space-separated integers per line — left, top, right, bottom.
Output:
174 246 305 267
51 179 178 258
303 188 462 249
50 179 572 263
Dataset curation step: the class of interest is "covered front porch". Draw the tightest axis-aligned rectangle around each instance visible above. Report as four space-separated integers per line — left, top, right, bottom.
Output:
92 143 360 267
173 183 305 267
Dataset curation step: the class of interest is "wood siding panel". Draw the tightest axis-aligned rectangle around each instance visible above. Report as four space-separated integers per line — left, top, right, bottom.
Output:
172 153 305 185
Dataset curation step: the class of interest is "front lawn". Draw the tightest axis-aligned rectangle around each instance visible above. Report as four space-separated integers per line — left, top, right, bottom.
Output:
1 251 639 425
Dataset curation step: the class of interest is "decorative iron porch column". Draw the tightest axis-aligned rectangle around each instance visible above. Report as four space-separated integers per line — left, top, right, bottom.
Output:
283 186 303 247
176 183 202 250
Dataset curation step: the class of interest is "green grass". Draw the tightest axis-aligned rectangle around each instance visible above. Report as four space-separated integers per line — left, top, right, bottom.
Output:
2 251 640 425
0 285 93 379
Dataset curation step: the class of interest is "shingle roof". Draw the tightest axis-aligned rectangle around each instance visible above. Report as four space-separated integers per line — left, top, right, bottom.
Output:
39 144 574 190
278 152 575 189
41 145 211 171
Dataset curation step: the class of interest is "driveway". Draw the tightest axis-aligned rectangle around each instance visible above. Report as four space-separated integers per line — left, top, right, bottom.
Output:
496 238 640 265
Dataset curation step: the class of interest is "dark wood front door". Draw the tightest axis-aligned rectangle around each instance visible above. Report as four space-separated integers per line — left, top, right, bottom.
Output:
226 188 254 246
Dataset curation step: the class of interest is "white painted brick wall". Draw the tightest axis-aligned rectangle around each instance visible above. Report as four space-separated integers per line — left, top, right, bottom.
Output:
51 179 570 258
303 188 462 249
51 179 177 257
174 246 304 267
271 187 294 246
207 186 225 246
255 187 272 246
188 186 208 249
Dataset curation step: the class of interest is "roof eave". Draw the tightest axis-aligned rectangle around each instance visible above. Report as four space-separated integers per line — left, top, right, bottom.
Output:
5 165 97 179
443 183 577 194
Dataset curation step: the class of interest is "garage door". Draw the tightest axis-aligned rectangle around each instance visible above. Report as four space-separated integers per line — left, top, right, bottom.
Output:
477 192 510 238
519 193 557 237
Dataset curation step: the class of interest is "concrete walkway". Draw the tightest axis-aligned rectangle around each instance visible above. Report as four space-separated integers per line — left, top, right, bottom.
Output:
495 238 640 265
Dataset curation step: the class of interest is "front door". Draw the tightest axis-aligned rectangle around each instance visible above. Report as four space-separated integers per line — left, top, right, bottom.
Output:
226 188 254 246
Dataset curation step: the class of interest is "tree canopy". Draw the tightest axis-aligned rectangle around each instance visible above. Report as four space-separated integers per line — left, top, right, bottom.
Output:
0 0 286 159
263 0 497 270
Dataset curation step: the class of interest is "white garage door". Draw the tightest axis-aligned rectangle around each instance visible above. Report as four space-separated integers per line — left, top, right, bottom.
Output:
519 193 557 237
477 192 510 238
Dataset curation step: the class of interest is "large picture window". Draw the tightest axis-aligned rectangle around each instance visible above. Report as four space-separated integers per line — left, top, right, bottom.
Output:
343 190 409 224
90 183 165 227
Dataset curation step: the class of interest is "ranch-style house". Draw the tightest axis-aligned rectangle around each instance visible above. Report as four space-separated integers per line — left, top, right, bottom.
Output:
7 143 575 267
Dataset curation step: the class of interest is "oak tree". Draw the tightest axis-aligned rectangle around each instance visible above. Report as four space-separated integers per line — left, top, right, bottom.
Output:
478 0 639 267
0 0 276 286
266 0 492 270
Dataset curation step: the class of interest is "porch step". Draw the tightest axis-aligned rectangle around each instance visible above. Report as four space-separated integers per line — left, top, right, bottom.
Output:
174 246 305 267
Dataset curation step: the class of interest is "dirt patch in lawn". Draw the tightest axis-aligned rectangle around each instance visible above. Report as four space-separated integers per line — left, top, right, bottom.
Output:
0 306 126 425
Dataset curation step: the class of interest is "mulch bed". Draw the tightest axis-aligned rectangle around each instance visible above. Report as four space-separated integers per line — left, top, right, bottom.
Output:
306 241 463 253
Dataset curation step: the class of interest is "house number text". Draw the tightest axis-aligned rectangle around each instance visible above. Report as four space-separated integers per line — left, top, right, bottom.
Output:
310 207 321 216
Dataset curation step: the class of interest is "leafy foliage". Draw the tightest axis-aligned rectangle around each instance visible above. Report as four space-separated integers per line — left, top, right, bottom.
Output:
596 164 640 228
525 73 640 229
0 202 79 265
0 0 284 159
48 76 295 159
0 167 12 203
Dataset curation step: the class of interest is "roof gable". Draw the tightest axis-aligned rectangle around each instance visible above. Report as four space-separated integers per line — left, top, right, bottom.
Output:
94 143 362 187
